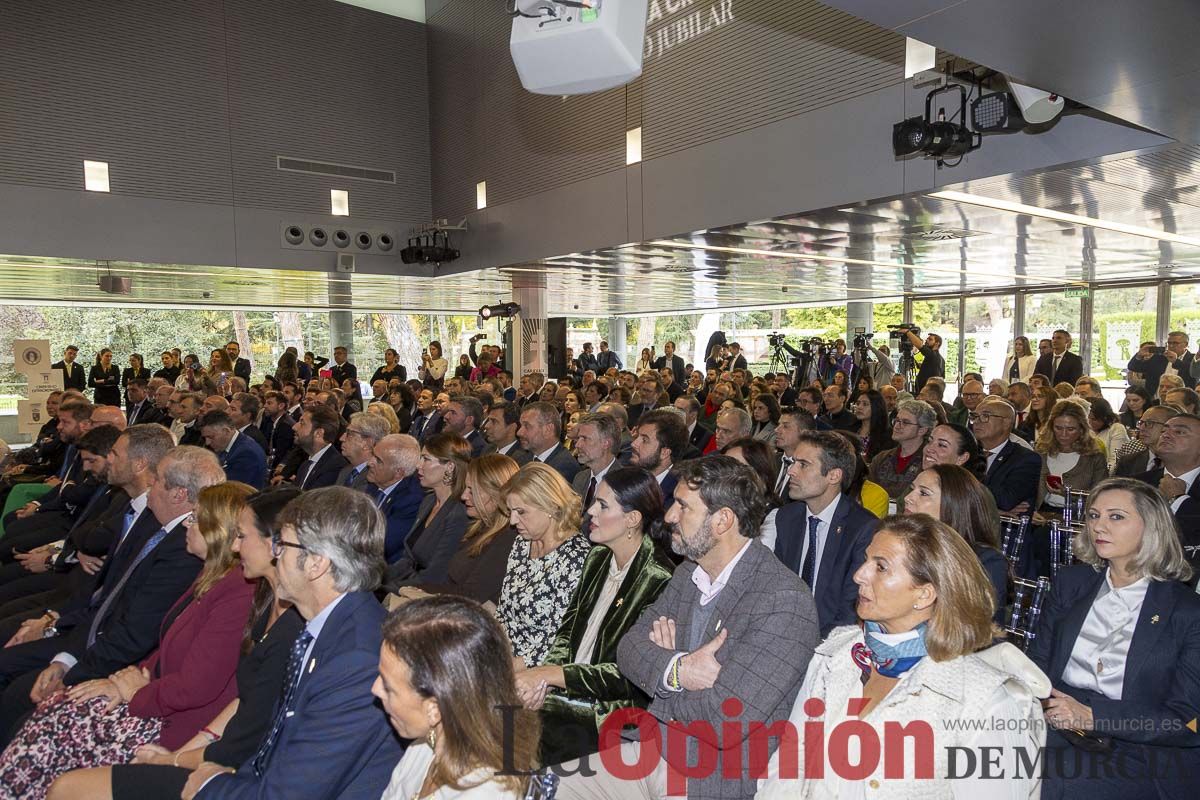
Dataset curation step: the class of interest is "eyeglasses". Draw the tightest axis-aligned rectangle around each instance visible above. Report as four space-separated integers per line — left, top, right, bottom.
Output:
892 418 919 428
968 412 1011 424
271 535 307 558
1136 419 1166 429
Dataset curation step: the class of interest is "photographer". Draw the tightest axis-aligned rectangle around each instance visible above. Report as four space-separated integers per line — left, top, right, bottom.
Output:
851 333 896 390
1128 332 1198 396
900 326 945 393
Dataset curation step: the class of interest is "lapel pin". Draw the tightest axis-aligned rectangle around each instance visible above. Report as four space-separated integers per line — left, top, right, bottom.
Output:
615 597 623 608
1151 615 1160 625
308 658 317 673
715 619 723 632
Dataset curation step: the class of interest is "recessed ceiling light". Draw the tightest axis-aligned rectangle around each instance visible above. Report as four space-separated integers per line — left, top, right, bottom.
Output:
476 181 487 210
626 127 642 165
83 160 110 192
331 189 349 216
929 190 1200 248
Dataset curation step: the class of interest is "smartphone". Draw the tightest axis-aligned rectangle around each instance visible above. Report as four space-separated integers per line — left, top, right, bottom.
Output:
1046 475 1064 492
319 368 333 379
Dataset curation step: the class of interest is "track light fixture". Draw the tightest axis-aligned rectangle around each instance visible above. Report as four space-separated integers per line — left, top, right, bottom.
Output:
400 229 461 265
893 83 981 165
479 302 521 320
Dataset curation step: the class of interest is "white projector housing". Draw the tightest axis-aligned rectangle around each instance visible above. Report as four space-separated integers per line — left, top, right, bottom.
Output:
1008 80 1065 125
511 0 648 95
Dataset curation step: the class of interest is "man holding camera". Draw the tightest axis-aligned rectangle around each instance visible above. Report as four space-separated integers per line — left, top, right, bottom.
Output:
1128 332 1198 396
900 326 944 394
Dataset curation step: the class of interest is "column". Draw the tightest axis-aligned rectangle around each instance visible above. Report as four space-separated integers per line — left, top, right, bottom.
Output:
607 317 627 369
511 273 548 379
329 272 354 361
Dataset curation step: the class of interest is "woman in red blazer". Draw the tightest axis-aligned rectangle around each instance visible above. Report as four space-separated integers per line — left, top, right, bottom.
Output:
0 482 257 799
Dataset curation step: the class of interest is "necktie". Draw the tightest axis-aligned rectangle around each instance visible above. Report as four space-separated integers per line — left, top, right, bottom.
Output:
775 457 794 497
368 485 386 508
252 629 315 776
296 459 314 489
584 476 597 510
1052 355 1062 382
87 526 170 646
343 464 364 487
128 403 139 425
1151 456 1163 472
800 516 820 589
218 449 229 467
58 445 77 481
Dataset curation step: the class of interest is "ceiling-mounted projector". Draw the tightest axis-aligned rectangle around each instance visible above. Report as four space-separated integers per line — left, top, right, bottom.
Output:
510 0 648 95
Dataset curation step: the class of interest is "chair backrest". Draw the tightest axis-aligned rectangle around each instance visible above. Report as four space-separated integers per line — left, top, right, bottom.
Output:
525 769 559 800
1062 486 1089 528
1005 576 1052 651
999 514 1030 567
1049 519 1084 579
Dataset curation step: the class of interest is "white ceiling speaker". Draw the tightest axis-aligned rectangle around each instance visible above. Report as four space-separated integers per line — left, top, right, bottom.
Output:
1008 80 1065 125
336 254 356 273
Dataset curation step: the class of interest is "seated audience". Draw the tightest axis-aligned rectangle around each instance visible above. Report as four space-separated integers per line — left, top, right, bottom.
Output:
1029 478 1200 799
758 514 1044 799
375 596 539 799
517 402 581 483
366 434 426 564
515 467 675 764
1036 400 1108 515
974 397 1041 515
1119 385 1153 430
198 412 266 489
869 398 936 499
1087 396 1129 475
1133 413 1200 579
832 431 891 518
851 389 894 462
749 393 780 447
722 437 784 550
498 464 591 667
921 422 987 479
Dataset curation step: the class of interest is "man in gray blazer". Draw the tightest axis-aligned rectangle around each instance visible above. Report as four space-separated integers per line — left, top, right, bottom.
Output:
557 456 818 799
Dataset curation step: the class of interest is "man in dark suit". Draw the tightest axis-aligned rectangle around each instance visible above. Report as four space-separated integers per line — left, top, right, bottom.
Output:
627 373 664 429
516 401 580 483
336 412 391 491
973 398 1041 514
673 395 713 453
819 384 857 431
51 345 86 392
629 410 688 507
775 431 877 636
200 411 267 489
1116 405 1177 477
481 402 530 462
1135 414 1200 577
576 342 599 376
571 413 621 530
0 443 223 745
560 456 817 798
1034 329 1084 387
186 488 402 799
441 396 487 457
365 434 426 564
259 391 296 470
1127 331 1197 396
228 392 268 454
123 379 162 426
652 341 687 387
225 341 252 384
329 346 357 385
595 340 622 372
292 406 350 490
725 341 749 371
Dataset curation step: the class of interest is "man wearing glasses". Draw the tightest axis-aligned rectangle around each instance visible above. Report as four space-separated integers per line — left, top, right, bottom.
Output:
949 379 985 427
1134 414 1200 579
972 397 1041 516
1115 405 1179 478
186 487 400 799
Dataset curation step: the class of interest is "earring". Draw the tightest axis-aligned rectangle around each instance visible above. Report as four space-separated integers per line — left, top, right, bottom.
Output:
428 725 437 750
442 470 453 485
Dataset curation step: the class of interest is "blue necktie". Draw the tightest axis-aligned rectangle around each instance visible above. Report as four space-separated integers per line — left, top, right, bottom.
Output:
343 464 364 487
368 485 386 508
252 629 315 776
87 526 169 646
296 460 313 489
57 445 77 481
800 516 820 589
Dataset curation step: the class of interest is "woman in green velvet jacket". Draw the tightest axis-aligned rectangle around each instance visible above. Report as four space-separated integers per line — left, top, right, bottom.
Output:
514 466 676 765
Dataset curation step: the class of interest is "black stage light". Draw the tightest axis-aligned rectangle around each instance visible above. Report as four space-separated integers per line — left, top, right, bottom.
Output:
891 83 980 163
400 237 420 264
893 116 932 156
479 302 521 320
971 91 1025 133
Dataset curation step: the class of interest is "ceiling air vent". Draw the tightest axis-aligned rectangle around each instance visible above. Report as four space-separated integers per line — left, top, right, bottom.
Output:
276 157 396 184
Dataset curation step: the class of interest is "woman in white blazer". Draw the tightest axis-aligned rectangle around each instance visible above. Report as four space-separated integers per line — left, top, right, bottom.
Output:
1003 336 1037 385
757 514 1046 800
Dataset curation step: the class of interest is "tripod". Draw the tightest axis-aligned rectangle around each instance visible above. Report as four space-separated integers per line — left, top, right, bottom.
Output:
768 344 791 377
898 349 918 394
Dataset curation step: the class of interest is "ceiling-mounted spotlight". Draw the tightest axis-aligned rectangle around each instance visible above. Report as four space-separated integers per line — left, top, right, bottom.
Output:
399 228 461 265
1008 80 1065 125
971 91 1025 133
892 83 980 165
479 302 521 320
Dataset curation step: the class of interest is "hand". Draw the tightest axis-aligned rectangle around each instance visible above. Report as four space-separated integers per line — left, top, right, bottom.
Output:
649 616 677 650
1009 502 1031 515
14 503 37 519
1160 476 1187 503
515 674 549 710
396 586 430 601
67 678 123 712
15 547 54 573
1043 688 1094 730
110 665 151 701
30 662 67 703
131 743 174 766
183 762 235 800
77 553 105 575
7 617 50 647
44 476 62 488
679 628 728 692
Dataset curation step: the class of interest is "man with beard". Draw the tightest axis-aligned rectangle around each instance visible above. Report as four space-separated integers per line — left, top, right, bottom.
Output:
628 410 688 507
556 456 817 799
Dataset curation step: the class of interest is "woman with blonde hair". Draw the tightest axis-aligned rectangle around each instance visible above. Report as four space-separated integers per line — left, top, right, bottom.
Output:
758 514 1045 799
1029 478 1200 799
497 463 591 667
1021 383 1061 441
376 596 540 799
0 483 258 799
1035 400 1107 513
366 401 401 434
1004 335 1037 384
393 454 520 606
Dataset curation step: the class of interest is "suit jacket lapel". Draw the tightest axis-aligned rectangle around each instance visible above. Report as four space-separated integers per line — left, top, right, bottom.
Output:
817 497 851 583
698 542 760 646
1122 580 1177 687
1051 571 1106 681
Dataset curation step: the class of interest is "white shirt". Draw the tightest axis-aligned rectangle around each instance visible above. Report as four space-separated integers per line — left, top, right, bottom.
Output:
381 743 520 800
575 552 636 665
653 466 672 485
691 538 753 606
798 495 842 593
588 457 616 484
534 444 559 463
1167 463 1200 513
1062 571 1149 700
496 440 519 456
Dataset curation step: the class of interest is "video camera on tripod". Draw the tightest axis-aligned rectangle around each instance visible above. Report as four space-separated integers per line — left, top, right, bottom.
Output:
887 323 921 353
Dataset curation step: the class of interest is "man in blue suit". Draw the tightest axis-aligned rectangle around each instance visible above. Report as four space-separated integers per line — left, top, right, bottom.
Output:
775 431 877 637
366 434 427 564
975 397 1041 514
189 486 401 799
199 411 267 489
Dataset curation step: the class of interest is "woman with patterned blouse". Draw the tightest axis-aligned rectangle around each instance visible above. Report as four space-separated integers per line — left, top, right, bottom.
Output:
497 463 591 668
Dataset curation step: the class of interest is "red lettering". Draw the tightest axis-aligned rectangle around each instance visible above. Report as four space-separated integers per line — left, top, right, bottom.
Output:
883 720 935 779
828 718 881 781
802 698 825 780
666 720 718 796
720 698 743 778
598 708 661 782
748 720 799 779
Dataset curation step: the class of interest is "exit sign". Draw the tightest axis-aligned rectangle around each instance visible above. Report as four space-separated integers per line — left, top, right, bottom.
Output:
1064 287 1090 299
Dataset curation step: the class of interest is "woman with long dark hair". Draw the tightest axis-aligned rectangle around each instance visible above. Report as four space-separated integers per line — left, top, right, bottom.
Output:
852 389 894 463
88 348 121 406
121 353 150 409
515 467 675 764
420 341 448 390
1118 385 1153 430
721 437 784 549
1088 396 1129 475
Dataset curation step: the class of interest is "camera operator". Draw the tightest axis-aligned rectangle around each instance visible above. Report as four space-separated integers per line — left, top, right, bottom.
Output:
900 326 944 393
852 334 896 390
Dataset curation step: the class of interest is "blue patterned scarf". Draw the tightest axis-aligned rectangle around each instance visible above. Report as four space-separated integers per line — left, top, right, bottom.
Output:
853 622 928 678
